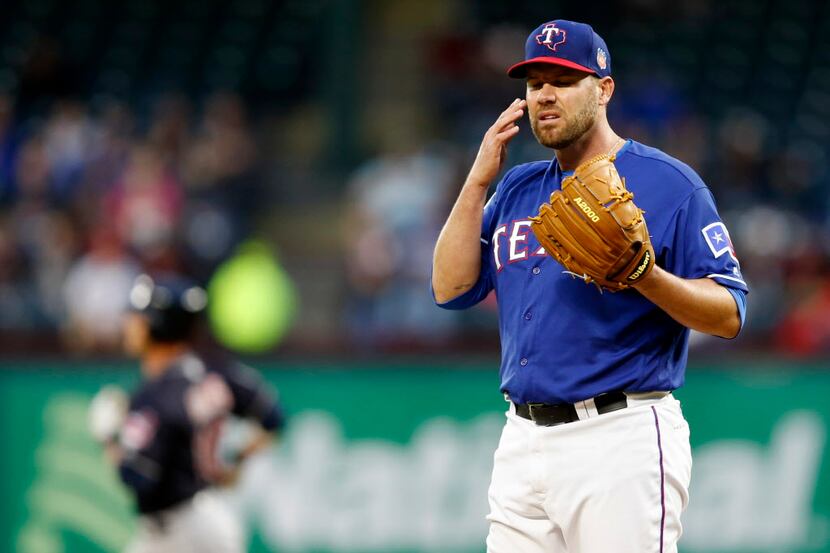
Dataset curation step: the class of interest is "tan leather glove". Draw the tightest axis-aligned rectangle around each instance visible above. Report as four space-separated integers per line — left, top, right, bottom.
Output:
530 154 654 291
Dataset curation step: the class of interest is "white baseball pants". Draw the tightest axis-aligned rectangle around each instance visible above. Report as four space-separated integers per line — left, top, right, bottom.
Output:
486 394 692 553
124 491 243 553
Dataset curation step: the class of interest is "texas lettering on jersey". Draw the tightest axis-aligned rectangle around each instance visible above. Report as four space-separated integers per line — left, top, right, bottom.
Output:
491 220 546 271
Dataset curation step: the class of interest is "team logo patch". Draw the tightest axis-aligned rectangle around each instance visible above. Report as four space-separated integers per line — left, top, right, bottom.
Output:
536 23 567 51
702 222 738 260
596 48 607 70
120 410 158 451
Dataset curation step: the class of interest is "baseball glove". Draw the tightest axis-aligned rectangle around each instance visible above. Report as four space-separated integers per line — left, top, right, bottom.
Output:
529 154 654 291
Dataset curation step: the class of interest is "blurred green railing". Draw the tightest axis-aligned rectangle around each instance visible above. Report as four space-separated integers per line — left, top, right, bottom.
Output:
1 361 828 553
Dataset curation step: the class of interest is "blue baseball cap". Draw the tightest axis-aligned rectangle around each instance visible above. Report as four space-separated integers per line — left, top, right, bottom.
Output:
507 20 611 79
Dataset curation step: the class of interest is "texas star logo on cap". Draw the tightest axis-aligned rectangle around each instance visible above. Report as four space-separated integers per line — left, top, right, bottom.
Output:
536 23 567 52
507 19 612 79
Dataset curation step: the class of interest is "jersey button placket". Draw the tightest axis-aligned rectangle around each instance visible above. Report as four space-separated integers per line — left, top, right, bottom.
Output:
523 266 538 369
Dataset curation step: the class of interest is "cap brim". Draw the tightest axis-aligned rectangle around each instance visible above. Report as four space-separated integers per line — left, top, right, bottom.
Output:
506 57 596 78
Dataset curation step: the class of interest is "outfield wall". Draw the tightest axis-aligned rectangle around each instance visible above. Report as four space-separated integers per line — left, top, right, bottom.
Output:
1 361 828 553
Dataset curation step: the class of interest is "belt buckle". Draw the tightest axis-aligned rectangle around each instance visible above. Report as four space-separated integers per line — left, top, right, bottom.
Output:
527 403 544 424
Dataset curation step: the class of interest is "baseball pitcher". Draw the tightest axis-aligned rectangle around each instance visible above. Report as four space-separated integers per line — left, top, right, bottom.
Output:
432 19 748 553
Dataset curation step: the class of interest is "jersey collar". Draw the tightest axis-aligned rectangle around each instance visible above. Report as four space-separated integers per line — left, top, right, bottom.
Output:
548 139 632 179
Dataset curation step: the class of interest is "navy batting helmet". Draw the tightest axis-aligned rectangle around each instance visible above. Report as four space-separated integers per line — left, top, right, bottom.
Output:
128 273 208 342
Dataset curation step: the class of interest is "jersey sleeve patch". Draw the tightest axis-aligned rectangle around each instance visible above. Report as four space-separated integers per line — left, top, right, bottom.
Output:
701 222 737 261
120 409 159 452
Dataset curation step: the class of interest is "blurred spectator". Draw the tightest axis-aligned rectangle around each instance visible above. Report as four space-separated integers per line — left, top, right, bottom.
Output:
343 145 462 348
13 131 52 205
13 209 80 326
62 229 140 352
84 100 134 191
0 94 18 203
0 219 43 329
42 100 94 201
105 142 183 271
713 108 773 210
775 259 830 356
147 94 192 168
180 92 261 279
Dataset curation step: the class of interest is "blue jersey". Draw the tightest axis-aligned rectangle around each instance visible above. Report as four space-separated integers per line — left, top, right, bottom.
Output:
436 140 748 404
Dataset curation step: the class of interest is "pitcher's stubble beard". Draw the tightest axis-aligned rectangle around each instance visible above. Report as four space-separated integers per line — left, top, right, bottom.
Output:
530 93 599 150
